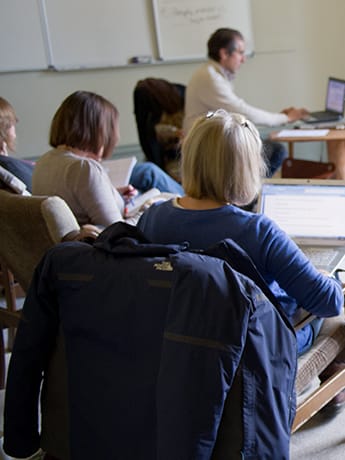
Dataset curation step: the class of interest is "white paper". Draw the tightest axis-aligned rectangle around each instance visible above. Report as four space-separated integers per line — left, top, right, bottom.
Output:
276 129 329 138
103 156 137 187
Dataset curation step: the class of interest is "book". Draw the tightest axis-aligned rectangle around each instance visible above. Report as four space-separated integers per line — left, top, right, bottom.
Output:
124 188 176 217
103 156 137 187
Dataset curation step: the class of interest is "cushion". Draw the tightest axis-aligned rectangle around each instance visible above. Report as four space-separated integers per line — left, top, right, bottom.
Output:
0 165 29 195
41 196 79 244
0 156 34 192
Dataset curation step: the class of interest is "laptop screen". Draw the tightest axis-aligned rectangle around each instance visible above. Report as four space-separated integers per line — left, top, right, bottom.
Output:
258 179 345 242
325 77 345 114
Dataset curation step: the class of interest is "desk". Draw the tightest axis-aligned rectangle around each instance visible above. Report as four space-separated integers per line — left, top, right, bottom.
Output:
270 129 345 179
270 129 345 158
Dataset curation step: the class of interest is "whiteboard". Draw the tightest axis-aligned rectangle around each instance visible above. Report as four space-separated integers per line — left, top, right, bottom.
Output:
0 0 47 72
0 0 254 72
42 0 157 70
152 0 254 61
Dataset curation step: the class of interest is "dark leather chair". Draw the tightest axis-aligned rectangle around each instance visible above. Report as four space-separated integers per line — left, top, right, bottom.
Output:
133 77 185 173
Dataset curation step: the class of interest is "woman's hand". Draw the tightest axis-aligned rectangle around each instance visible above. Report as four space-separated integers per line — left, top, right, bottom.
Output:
117 184 138 202
78 224 101 241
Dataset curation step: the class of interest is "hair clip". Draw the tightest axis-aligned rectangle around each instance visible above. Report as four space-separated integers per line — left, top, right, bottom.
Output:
206 111 214 119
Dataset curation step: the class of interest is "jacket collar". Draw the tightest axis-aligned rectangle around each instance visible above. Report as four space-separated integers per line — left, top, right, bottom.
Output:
93 222 189 256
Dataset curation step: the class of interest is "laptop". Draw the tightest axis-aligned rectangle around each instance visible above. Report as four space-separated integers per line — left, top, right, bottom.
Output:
304 77 345 123
257 178 345 273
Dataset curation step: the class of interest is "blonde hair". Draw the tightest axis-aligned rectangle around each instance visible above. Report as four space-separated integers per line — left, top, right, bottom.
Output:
181 110 266 206
0 97 17 152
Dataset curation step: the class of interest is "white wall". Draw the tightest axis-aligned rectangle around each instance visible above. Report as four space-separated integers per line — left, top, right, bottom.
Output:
1 0 345 159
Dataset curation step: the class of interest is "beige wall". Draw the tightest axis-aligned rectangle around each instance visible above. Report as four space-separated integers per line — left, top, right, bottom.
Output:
1 0 345 159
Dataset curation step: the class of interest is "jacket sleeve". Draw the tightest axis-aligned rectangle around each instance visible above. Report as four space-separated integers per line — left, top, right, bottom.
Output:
3 252 59 458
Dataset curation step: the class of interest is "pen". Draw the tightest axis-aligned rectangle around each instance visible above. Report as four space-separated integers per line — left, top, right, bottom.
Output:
124 196 135 217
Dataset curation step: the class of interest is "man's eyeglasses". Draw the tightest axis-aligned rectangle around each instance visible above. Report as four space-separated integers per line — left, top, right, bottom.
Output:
234 48 246 56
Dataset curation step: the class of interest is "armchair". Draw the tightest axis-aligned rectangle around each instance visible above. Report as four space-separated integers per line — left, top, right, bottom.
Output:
293 312 345 432
0 189 81 387
2 202 345 457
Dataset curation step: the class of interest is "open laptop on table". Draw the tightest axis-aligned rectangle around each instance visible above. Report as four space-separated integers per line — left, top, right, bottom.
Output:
304 77 345 124
257 178 345 273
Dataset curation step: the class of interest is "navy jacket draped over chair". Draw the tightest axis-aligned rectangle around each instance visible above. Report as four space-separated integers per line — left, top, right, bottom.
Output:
4 223 297 460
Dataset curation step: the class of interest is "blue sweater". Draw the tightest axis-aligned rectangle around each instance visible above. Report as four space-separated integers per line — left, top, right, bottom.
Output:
138 200 343 352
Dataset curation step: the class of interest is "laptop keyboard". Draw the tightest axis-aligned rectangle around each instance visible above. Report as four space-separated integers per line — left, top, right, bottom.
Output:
301 247 337 267
304 111 341 123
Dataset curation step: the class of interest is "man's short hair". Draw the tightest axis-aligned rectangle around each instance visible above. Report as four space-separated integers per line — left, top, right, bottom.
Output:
207 28 244 62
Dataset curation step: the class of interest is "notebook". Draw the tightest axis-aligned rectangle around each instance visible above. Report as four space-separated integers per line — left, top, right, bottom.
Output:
257 178 345 272
304 77 345 123
124 189 177 217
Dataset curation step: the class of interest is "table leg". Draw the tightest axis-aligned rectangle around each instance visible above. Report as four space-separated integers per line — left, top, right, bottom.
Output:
288 142 294 158
327 140 345 179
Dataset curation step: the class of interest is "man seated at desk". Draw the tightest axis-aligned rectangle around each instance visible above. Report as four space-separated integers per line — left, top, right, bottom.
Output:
183 27 308 176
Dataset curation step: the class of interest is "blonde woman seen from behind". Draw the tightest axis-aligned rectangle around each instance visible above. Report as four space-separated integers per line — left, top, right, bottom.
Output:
138 109 343 356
